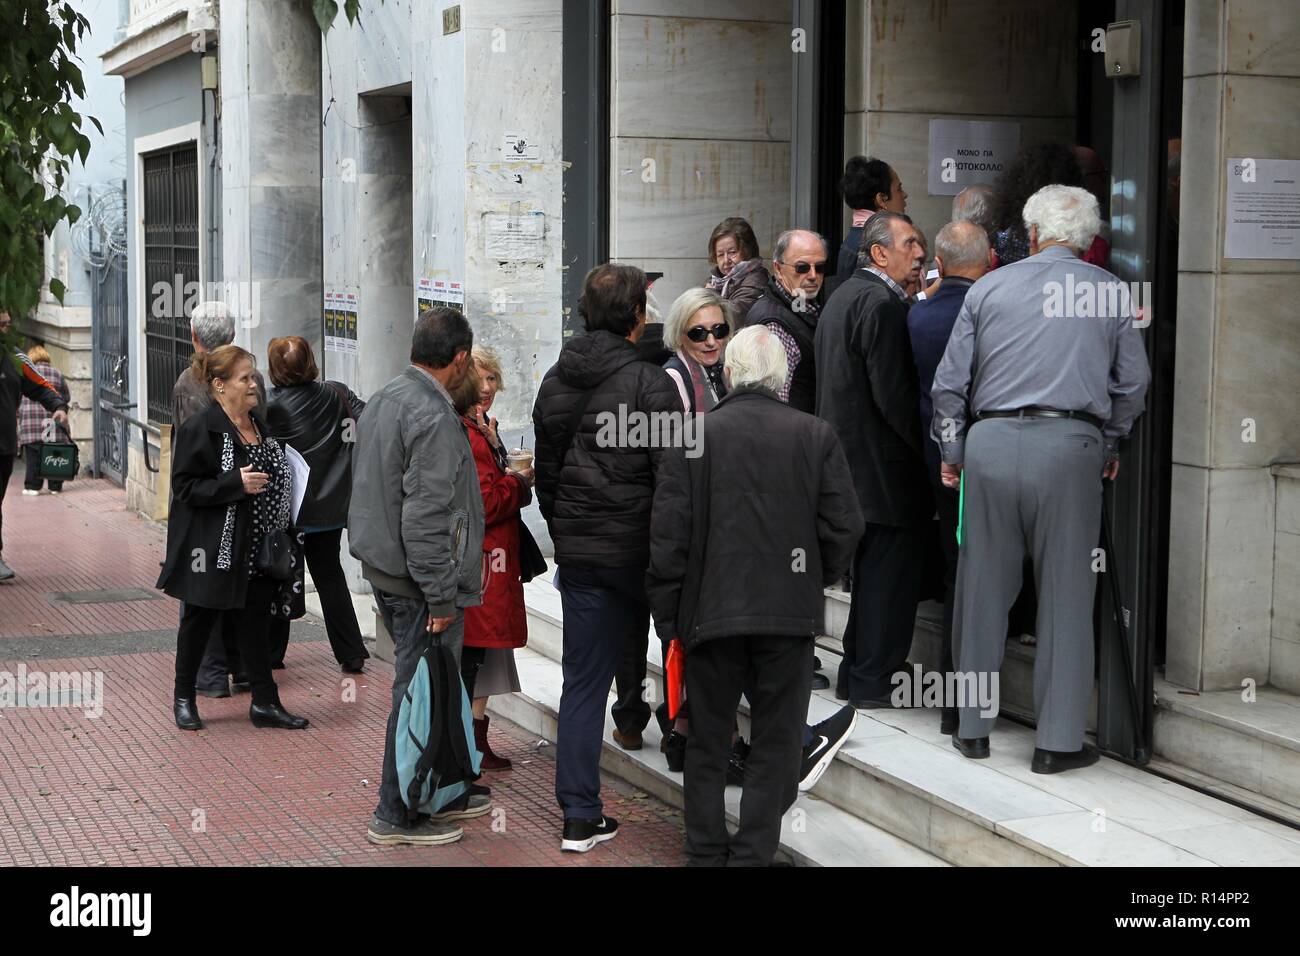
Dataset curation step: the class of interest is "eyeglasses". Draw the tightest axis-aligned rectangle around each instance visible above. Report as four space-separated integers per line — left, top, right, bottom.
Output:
778 260 828 276
685 323 731 343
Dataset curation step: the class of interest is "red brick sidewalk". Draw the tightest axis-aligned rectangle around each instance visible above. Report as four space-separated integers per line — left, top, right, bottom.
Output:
0 473 687 867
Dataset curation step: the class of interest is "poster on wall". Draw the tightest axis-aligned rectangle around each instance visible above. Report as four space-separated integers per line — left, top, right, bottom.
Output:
926 119 1021 197
1224 158 1300 259
323 290 339 354
416 277 436 314
340 291 359 354
484 211 546 261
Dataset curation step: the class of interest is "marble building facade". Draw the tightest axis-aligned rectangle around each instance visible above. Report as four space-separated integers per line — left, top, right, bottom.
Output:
97 1 1298 806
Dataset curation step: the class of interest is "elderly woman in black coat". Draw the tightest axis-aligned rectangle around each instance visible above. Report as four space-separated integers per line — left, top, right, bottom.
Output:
157 344 309 732
263 336 368 673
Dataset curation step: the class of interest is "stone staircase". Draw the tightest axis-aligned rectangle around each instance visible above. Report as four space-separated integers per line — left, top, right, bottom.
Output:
497 567 1300 866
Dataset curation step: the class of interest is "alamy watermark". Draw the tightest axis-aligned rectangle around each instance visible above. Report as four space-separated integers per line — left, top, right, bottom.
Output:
594 405 703 459
1042 276 1152 328
890 664 999 718
150 274 261 328
0 664 104 719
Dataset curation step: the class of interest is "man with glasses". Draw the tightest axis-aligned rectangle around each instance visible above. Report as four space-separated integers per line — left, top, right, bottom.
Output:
745 229 829 414
0 311 71 581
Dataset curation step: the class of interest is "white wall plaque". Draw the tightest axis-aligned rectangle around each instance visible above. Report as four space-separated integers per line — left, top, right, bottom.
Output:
927 119 1021 197
1224 158 1300 260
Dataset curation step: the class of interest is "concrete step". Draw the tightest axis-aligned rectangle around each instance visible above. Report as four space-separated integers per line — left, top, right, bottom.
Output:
1153 676 1300 822
520 568 1300 866
490 646 947 867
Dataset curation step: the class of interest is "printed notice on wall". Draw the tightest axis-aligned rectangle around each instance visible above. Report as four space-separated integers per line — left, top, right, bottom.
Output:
484 211 546 261
1224 158 1300 259
927 119 1021 197
503 132 541 162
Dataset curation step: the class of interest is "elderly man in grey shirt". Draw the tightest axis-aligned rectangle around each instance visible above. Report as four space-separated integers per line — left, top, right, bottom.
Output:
931 184 1149 774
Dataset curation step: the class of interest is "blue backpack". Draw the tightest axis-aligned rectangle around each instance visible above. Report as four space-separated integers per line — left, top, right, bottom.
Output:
396 639 481 820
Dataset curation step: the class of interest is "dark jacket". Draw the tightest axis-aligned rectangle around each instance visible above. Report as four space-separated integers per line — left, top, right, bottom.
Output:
745 274 820 413
635 322 672 367
906 276 974 482
646 386 864 649
837 224 864 278
707 262 770 324
1 351 67 457
156 401 260 609
532 329 681 568
265 380 365 531
348 367 485 617
814 269 933 527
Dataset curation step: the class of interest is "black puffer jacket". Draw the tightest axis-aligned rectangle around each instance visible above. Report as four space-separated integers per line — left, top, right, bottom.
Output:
532 330 681 568
265 380 365 530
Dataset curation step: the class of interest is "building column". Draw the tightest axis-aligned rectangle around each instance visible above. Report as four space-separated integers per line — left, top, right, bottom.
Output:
220 0 323 362
1167 0 1300 692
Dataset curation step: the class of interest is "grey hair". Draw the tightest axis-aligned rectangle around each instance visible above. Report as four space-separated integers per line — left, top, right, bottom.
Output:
855 211 912 268
1022 184 1100 252
190 300 235 351
724 325 787 394
773 229 829 264
934 220 990 272
951 185 996 234
663 286 734 351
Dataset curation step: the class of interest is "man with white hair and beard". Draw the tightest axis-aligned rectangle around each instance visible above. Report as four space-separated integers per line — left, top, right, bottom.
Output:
647 325 863 866
932 184 1149 773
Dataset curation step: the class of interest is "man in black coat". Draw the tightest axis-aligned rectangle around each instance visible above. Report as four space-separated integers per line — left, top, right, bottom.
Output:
744 229 828 414
647 325 864 865
0 312 70 582
815 212 934 708
532 263 681 854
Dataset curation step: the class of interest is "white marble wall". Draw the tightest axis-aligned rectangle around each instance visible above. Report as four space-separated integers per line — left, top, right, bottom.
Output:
221 0 322 365
843 0 1078 244
608 4 792 317
1168 0 1300 692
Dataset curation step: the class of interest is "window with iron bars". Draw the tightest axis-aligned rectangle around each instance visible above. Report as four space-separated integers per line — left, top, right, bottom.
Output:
143 142 199 425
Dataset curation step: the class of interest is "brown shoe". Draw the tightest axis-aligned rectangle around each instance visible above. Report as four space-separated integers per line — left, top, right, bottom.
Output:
473 715 512 771
612 727 643 751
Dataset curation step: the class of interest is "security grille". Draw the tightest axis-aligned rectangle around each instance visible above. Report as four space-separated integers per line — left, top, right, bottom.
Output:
142 143 199 425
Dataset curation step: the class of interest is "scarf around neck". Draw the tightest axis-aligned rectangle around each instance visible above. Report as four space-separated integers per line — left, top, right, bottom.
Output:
674 349 726 413
707 258 762 298
769 274 821 319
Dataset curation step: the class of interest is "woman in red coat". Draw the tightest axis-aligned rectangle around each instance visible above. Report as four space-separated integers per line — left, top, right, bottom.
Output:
454 347 533 771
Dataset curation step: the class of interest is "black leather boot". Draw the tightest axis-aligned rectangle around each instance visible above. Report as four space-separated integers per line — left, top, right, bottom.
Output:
174 697 203 731
249 702 309 729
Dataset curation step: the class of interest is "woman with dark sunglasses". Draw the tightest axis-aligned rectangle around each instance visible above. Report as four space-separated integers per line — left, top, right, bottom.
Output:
661 287 734 415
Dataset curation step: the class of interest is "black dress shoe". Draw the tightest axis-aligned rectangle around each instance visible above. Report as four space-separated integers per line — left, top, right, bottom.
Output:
951 733 990 759
726 737 750 786
1031 745 1099 775
230 673 251 693
174 697 203 731
341 658 366 674
249 702 309 729
811 672 831 691
939 707 958 736
663 731 687 773
196 683 230 700
849 697 892 710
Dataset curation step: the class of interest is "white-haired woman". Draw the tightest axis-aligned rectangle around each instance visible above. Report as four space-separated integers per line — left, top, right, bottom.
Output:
655 287 739 775
662 287 735 415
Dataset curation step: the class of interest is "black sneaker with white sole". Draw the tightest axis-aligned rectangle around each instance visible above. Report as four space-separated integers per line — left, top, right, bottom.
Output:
798 705 857 792
560 815 619 853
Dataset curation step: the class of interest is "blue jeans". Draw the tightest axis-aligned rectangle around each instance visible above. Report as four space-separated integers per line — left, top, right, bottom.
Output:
554 564 649 820
372 589 464 826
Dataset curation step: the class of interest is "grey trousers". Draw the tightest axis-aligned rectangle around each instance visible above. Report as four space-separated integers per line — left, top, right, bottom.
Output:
953 417 1104 752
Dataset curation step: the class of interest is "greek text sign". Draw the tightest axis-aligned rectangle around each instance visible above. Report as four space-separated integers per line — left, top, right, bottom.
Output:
927 119 1021 197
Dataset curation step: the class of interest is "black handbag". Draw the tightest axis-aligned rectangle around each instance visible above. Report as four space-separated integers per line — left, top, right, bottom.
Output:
255 528 297 581
517 517 547 583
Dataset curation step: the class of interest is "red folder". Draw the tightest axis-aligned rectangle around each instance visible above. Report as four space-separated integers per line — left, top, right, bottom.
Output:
666 638 686 720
